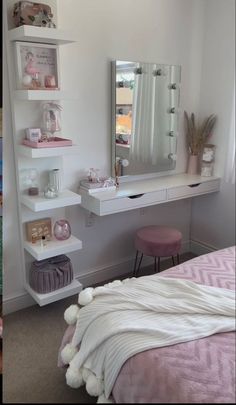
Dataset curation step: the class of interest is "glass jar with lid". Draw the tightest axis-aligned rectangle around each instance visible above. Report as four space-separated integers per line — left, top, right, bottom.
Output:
201 144 216 177
42 102 62 140
19 168 39 195
202 144 215 162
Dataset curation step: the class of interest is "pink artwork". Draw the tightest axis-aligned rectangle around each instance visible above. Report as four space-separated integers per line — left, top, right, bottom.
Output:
15 42 59 90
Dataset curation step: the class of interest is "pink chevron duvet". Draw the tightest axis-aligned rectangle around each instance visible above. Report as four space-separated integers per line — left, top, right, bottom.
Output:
59 246 235 403
112 246 235 403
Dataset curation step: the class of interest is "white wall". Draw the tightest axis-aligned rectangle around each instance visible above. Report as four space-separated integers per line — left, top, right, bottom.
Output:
57 0 204 182
191 0 235 250
3 0 218 312
2 27 25 304
57 0 203 279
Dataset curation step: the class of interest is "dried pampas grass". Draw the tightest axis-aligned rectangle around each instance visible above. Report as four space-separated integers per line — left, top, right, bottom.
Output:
184 111 217 155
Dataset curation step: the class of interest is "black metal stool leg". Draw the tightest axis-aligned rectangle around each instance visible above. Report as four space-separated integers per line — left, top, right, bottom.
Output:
154 257 157 273
136 253 143 277
172 256 175 266
158 257 161 272
133 250 139 276
177 253 180 264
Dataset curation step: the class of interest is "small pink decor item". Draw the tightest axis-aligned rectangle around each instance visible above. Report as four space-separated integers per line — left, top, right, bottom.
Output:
25 128 42 142
28 187 39 196
53 219 71 240
45 75 56 88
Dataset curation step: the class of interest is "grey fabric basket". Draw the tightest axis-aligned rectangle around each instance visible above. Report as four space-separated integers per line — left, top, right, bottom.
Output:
29 255 73 294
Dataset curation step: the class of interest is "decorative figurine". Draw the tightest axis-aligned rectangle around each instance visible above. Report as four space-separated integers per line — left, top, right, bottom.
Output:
23 51 41 89
42 102 62 139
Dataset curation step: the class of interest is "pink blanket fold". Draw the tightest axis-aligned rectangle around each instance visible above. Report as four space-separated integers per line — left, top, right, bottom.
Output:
58 246 236 403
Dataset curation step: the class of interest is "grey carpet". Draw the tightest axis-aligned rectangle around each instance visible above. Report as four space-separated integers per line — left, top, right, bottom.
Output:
3 252 195 403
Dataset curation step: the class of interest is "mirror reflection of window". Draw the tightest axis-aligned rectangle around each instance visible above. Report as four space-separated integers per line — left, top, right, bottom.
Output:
115 62 135 147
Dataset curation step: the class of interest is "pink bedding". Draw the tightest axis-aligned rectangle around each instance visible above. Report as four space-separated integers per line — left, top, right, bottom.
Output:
58 246 235 403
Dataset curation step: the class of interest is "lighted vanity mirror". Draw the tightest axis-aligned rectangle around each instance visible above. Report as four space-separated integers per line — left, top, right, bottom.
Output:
111 60 181 177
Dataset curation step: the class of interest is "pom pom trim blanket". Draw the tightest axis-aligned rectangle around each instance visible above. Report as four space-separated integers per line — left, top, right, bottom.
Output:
63 274 235 401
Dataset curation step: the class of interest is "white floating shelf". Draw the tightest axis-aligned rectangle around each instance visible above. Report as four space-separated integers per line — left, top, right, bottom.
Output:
14 90 71 101
18 144 80 158
8 26 78 45
24 235 82 260
25 278 83 306
21 190 81 211
116 143 130 149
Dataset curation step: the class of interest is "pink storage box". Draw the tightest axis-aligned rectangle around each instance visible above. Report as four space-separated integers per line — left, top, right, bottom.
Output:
23 137 72 148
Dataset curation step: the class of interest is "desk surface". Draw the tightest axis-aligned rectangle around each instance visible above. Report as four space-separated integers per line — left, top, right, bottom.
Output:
79 174 220 201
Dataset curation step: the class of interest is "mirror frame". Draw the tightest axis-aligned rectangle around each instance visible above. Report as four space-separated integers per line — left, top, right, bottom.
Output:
111 59 181 180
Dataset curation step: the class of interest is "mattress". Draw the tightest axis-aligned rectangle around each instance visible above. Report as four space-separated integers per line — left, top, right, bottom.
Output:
58 246 235 403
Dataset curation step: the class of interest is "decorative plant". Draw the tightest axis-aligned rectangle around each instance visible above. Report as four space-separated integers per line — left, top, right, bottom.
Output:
184 111 217 155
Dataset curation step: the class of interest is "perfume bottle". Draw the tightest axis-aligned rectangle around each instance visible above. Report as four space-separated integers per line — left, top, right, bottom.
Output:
44 184 58 199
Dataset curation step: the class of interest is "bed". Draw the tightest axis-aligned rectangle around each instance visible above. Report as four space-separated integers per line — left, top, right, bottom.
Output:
58 246 235 403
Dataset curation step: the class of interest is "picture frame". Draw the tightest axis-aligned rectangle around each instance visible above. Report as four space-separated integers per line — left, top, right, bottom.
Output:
25 128 42 142
14 41 60 90
25 218 52 243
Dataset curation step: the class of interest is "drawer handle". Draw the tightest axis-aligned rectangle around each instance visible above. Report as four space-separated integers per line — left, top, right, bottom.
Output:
188 183 201 188
128 194 144 199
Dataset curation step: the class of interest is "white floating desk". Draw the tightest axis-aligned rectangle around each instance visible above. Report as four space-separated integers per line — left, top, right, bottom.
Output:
79 174 220 216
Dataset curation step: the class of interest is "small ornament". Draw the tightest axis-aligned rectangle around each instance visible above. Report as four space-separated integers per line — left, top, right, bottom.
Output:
202 144 215 162
201 162 214 177
44 184 58 199
39 133 49 142
201 144 215 177
87 168 100 183
22 74 32 86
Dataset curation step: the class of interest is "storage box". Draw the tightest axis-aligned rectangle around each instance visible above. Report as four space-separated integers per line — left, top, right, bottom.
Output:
25 217 52 242
13 1 56 28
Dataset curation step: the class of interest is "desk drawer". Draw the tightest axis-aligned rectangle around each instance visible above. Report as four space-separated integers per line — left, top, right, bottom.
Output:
167 179 220 200
101 189 166 214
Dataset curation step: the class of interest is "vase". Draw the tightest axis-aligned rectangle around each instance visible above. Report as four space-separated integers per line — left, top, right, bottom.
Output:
187 154 199 175
53 219 71 240
49 169 61 193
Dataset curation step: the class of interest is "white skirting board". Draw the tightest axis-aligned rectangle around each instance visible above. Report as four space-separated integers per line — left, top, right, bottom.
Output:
4 240 192 314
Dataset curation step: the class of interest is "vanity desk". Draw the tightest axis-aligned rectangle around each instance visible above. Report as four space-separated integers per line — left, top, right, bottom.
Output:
79 173 220 216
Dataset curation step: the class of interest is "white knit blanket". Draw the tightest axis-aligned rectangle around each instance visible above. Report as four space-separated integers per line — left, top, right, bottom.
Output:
66 276 235 400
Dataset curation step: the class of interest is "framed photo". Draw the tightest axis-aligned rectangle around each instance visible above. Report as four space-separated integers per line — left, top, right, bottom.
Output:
14 41 60 90
25 218 52 242
25 128 42 142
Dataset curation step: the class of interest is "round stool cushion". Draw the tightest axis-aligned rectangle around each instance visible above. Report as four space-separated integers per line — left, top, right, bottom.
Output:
135 226 182 258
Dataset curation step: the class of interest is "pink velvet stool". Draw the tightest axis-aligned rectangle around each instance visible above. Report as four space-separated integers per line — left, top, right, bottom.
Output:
133 226 182 276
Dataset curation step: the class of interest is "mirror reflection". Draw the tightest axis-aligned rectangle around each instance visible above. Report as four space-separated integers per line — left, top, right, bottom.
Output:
112 60 181 177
